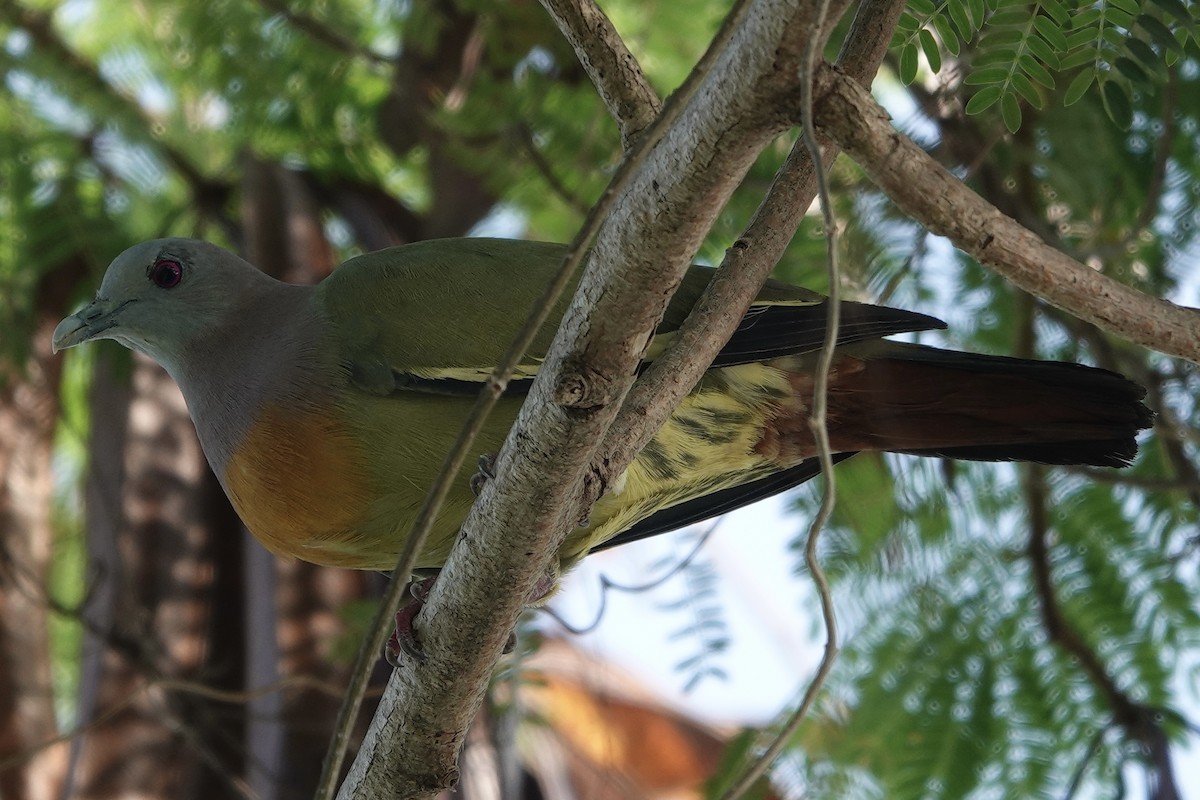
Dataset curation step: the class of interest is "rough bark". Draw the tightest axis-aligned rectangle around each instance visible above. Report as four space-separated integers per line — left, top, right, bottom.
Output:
601 0 910 476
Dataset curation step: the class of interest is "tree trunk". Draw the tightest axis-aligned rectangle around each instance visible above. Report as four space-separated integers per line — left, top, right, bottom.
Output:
0 258 82 800
69 352 247 799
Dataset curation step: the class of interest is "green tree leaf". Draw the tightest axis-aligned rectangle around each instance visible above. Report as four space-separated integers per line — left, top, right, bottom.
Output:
1114 55 1151 83
935 15 962 55
1101 79 1134 128
920 28 943 73
948 0 976 40
1033 15 1069 51
1011 72 1044 108
965 85 1004 114
964 66 1013 86
900 42 919 84
1107 0 1142 15
1063 69 1095 105
1019 54 1055 90
1001 91 1022 131
1146 0 1195 26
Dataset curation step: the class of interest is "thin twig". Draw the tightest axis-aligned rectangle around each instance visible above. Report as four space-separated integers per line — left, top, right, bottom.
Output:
716 0 842 795
1062 725 1112 800
170 706 264 800
253 0 392 65
1065 466 1200 493
314 3 760 796
0 671 362 774
515 122 591 215
542 520 721 636
153 674 373 705
0 684 145 773
1119 65 1178 251
0 0 238 234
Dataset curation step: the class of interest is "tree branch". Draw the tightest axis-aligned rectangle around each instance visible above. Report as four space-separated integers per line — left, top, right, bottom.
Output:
1120 65 1177 252
1065 466 1200 493
1024 466 1182 800
333 1 841 797
253 0 392 65
320 1 768 793
810 64 1200 365
514 122 592 215
601 0 905 475
537 0 661 147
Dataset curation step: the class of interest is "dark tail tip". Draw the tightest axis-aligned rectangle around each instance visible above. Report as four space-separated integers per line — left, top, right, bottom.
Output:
848 345 1154 468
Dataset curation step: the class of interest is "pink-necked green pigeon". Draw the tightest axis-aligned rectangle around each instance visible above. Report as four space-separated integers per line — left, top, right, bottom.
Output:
53 237 1152 576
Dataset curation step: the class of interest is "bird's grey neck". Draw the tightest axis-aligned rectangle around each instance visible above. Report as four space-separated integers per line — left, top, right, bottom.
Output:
169 284 326 479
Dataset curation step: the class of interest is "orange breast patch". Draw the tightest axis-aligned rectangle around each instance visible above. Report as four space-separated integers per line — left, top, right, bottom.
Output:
224 402 373 564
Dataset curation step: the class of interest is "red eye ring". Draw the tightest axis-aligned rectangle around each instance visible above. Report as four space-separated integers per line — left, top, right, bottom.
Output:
150 258 183 289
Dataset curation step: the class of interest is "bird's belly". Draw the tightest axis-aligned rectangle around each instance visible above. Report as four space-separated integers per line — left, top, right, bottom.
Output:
223 403 382 567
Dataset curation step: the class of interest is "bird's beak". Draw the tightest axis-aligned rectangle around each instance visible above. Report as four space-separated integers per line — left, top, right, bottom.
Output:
52 298 130 353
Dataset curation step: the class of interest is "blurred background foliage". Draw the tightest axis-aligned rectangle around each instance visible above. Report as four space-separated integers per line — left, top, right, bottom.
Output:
0 0 1198 798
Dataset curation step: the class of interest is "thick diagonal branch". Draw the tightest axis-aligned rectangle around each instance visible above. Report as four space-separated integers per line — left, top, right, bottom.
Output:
335 1 839 797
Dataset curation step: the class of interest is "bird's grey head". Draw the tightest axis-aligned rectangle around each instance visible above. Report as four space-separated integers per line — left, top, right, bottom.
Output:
52 238 277 375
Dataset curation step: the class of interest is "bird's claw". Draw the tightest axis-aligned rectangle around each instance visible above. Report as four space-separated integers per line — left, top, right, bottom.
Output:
384 576 437 666
382 569 553 666
470 453 498 496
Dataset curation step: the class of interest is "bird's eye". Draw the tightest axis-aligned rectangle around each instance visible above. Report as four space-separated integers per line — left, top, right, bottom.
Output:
149 258 183 289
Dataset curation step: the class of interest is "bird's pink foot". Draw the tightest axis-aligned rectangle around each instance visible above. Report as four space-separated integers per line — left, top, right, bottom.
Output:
382 567 557 666
384 575 437 666
530 570 557 604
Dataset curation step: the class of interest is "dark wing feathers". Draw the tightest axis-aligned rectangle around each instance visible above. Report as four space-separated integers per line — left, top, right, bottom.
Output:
384 297 946 396
710 300 945 368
